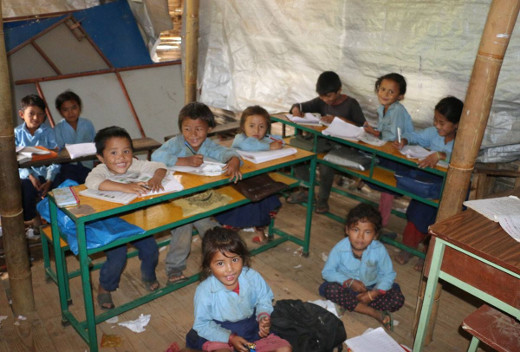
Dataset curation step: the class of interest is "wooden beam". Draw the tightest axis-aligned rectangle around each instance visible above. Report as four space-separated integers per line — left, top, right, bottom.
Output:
184 0 199 104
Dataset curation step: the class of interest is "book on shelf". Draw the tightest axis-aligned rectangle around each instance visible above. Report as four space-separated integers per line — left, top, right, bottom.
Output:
52 187 80 208
17 145 57 163
237 147 297 164
463 195 520 242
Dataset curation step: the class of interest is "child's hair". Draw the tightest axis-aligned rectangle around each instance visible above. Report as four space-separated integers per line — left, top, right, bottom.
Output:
316 71 342 96
55 90 82 111
177 102 216 130
20 94 47 118
94 126 134 155
201 227 251 280
435 96 463 124
239 105 271 134
375 73 407 96
345 203 382 235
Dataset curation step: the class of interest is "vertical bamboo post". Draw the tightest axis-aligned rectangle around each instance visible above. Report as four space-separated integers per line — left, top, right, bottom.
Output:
0 5 36 315
413 0 520 346
184 0 199 104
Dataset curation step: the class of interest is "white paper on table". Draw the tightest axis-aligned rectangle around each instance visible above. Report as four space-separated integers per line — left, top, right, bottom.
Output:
237 147 297 164
463 195 520 222
285 112 321 125
358 131 386 146
65 142 96 159
16 146 51 154
399 145 449 168
321 117 364 140
345 327 405 352
169 157 226 176
108 171 184 196
117 314 150 333
497 215 520 242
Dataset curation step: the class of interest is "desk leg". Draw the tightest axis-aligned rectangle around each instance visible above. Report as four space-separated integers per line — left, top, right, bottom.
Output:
413 238 445 351
303 155 317 255
77 222 99 352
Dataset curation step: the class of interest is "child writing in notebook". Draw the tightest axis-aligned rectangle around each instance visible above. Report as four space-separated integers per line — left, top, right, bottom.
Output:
393 96 463 271
216 105 284 243
288 71 367 214
186 227 292 352
15 94 60 236
53 90 96 184
320 203 404 331
85 126 167 309
363 73 414 231
151 102 242 284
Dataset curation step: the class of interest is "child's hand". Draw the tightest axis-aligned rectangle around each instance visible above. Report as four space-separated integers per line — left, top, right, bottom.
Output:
258 316 271 338
229 334 250 352
269 140 283 150
124 182 151 195
39 180 52 198
350 279 367 293
290 106 303 117
392 138 407 150
29 174 41 190
146 169 166 192
224 156 242 183
418 152 442 169
356 290 378 304
179 155 204 167
364 124 380 138
321 115 334 124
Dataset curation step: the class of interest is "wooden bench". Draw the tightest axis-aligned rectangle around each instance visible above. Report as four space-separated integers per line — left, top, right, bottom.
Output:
461 304 520 352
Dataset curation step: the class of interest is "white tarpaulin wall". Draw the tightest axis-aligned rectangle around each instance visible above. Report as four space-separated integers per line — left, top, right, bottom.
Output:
197 0 520 162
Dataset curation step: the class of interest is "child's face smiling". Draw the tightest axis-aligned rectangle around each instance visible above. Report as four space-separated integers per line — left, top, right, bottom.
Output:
346 220 377 258
59 100 81 127
181 118 209 151
243 114 268 140
377 79 403 110
433 110 458 141
19 105 46 135
210 250 243 290
319 89 342 106
97 137 134 174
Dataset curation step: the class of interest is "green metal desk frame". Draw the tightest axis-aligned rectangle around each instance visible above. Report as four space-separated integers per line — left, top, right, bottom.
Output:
46 151 317 352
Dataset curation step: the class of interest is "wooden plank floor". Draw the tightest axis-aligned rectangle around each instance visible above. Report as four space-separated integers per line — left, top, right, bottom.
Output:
0 188 484 352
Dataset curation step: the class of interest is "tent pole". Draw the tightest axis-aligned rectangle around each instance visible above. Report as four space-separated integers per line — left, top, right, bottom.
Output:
0 5 36 316
184 0 199 104
413 0 520 346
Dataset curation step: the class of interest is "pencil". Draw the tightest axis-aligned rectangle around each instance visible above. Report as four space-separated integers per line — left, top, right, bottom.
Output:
184 140 197 155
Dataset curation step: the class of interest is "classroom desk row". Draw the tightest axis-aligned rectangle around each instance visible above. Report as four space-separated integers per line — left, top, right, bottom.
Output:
271 113 448 257
18 137 161 168
45 146 316 352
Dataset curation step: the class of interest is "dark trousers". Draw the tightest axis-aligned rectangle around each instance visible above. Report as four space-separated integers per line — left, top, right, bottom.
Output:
99 236 158 291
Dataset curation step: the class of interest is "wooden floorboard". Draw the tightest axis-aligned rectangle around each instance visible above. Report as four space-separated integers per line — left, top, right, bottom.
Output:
0 189 486 352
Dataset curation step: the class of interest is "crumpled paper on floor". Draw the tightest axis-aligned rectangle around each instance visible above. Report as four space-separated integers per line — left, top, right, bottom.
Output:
117 314 150 333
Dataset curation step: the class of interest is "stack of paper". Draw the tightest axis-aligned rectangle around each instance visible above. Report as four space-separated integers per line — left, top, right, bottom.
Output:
346 327 407 351
322 117 364 140
65 142 97 159
285 112 321 125
463 195 520 242
399 145 449 168
237 148 298 164
16 145 51 163
170 158 226 176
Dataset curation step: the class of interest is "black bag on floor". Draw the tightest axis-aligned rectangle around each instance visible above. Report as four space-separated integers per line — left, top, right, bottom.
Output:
271 299 346 352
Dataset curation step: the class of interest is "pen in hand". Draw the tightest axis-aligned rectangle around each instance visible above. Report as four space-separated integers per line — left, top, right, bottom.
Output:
184 140 198 155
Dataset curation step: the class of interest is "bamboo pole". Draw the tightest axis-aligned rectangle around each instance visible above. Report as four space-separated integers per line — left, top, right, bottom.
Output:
413 0 520 346
0 5 36 315
184 0 199 104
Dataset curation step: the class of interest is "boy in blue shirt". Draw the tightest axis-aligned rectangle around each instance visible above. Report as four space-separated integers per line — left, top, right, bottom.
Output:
15 94 60 235
152 102 242 284
320 203 404 330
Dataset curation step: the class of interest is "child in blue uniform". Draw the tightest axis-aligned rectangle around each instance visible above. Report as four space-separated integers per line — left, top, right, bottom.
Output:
216 105 284 243
151 102 242 284
393 96 463 271
53 90 96 184
364 73 414 229
319 203 404 330
86 126 166 309
186 227 292 352
15 95 60 233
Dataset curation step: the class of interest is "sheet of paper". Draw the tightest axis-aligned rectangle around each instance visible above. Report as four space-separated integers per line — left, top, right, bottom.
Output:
237 147 297 164
108 171 184 196
79 189 138 204
16 146 51 154
169 158 226 176
358 131 386 146
65 142 96 159
345 327 405 352
497 215 520 242
321 117 364 140
285 112 321 125
400 145 432 159
463 195 520 222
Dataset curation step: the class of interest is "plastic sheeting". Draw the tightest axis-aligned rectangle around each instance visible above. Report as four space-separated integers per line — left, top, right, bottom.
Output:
197 0 520 161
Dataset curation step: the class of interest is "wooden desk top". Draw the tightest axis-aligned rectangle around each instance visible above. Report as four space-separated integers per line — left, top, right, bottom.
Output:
19 137 161 168
57 147 314 219
429 209 520 275
272 113 447 173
